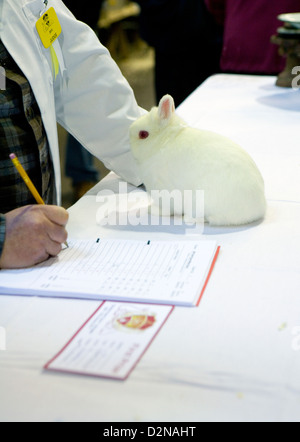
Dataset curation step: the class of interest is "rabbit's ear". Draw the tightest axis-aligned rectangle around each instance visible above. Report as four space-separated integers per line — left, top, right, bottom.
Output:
158 95 175 123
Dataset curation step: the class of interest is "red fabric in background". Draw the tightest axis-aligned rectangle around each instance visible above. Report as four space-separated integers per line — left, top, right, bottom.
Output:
205 0 300 74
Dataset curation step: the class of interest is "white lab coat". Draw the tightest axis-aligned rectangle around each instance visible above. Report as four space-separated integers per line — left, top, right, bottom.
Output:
0 0 143 204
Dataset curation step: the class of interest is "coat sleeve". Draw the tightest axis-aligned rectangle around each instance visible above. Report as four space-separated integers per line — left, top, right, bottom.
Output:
53 1 144 186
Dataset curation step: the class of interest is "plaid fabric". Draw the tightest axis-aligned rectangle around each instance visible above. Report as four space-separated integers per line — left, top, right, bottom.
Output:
0 39 56 258
0 214 5 258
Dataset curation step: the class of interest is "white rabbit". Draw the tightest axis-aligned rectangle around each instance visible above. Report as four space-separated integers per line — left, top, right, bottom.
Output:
129 95 266 226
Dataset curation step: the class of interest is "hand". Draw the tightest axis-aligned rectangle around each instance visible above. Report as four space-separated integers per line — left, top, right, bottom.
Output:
0 205 69 269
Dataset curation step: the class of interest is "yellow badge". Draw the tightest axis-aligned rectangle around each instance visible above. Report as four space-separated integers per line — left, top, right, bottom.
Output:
36 7 62 49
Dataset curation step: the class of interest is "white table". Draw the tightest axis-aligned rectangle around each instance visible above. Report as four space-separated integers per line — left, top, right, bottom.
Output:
1 74 300 422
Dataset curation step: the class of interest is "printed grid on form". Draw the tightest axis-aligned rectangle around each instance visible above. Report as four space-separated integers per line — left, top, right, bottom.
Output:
0 239 218 305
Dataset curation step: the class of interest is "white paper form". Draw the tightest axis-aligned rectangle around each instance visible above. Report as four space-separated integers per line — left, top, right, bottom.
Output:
44 302 174 380
0 239 219 306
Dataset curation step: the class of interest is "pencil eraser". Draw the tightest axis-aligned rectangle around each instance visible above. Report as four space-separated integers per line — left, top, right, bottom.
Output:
9 154 16 160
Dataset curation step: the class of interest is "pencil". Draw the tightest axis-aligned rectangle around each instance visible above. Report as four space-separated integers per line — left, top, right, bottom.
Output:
9 153 68 247
9 153 45 205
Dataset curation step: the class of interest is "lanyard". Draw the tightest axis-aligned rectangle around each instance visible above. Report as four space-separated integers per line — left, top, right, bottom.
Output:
37 1 66 80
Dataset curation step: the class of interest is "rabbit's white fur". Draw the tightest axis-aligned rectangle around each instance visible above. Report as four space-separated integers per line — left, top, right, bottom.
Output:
130 95 266 226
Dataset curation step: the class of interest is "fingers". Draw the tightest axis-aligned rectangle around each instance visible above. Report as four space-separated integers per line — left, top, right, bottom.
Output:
45 208 69 256
0 205 69 269
47 223 68 245
41 205 69 227
45 240 62 258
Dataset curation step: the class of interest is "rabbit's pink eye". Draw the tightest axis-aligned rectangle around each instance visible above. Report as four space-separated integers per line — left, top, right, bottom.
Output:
139 130 149 140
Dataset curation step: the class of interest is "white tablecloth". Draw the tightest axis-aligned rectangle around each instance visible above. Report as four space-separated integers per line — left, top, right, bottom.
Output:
1 74 300 422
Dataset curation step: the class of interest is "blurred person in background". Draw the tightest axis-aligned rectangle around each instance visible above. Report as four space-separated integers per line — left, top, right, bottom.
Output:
205 0 300 75
136 0 223 106
63 0 104 201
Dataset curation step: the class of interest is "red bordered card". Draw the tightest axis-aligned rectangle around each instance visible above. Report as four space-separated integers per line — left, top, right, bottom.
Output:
44 302 174 380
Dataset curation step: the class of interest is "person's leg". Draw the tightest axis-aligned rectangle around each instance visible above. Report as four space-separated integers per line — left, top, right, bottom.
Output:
65 135 99 199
